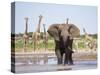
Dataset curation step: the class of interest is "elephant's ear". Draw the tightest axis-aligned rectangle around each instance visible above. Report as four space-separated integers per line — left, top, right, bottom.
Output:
68 24 80 38
47 24 60 41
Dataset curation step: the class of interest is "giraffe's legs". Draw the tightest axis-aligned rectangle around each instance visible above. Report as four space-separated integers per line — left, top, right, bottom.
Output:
33 40 36 51
23 38 29 52
44 37 48 51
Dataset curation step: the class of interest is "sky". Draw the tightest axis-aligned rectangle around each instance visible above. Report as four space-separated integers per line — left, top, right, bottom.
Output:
13 2 97 34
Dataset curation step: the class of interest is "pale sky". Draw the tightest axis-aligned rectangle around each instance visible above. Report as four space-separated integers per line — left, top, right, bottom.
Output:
13 2 97 34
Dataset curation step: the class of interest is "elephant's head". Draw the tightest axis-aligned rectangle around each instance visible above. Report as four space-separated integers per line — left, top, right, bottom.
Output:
62 24 80 45
47 23 80 42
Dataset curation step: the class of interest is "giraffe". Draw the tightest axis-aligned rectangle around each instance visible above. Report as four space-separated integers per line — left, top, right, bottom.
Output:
43 24 48 51
66 18 69 24
23 17 29 52
32 15 43 51
83 28 96 51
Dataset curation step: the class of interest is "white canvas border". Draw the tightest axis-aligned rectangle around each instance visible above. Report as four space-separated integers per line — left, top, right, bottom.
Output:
0 0 99 75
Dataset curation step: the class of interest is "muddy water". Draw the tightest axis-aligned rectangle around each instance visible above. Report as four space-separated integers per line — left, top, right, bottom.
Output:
15 58 97 73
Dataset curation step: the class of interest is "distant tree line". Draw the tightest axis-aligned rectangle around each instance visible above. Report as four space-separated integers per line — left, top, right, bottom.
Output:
80 34 97 39
11 32 97 39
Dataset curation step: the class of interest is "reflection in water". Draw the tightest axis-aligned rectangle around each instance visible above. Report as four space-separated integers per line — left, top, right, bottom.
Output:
16 58 57 65
15 58 97 73
16 57 97 65
14 52 97 73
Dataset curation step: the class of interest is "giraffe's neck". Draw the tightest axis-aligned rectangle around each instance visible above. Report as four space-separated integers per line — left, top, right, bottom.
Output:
43 24 46 34
66 18 69 24
83 28 88 38
25 22 28 34
25 18 28 34
36 15 42 33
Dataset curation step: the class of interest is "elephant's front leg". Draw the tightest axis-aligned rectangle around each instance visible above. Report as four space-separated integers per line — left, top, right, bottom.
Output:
64 50 73 65
69 50 73 65
64 52 68 65
55 41 63 65
55 50 63 65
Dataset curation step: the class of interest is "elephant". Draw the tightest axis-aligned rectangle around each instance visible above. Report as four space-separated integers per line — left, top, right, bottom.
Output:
47 23 80 65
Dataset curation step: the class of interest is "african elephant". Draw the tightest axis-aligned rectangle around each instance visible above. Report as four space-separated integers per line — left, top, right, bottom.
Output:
47 23 80 65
